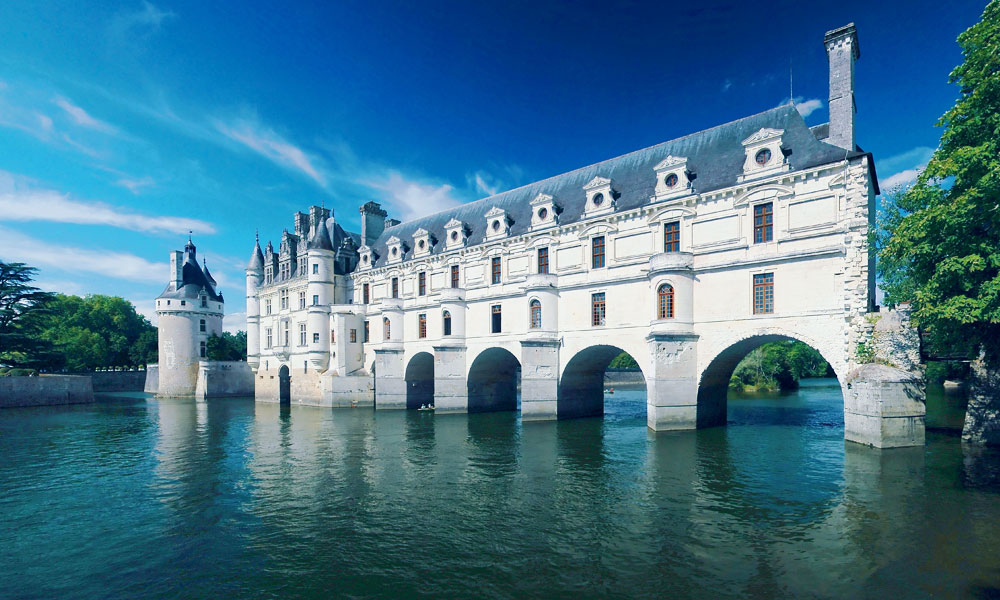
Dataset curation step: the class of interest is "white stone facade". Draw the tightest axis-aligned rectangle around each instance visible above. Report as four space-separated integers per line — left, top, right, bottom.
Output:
245 23 923 446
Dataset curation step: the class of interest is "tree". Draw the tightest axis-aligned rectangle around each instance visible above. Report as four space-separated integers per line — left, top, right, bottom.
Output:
206 331 247 362
36 294 157 370
0 261 59 368
879 1 1000 362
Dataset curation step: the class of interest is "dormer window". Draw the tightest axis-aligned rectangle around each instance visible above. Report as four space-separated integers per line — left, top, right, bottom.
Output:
386 236 405 264
740 128 788 182
583 176 615 216
444 218 468 249
652 155 691 203
484 207 510 241
358 245 374 270
412 228 434 257
530 193 559 230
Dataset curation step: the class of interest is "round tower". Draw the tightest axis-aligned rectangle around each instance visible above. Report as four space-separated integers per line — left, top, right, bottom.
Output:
306 213 334 371
155 238 225 397
246 233 264 371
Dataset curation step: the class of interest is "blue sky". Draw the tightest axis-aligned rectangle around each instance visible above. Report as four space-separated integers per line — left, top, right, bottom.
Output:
0 1 988 329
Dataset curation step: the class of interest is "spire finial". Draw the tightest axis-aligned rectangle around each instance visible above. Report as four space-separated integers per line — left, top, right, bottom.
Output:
188 230 192 243
255 229 259 244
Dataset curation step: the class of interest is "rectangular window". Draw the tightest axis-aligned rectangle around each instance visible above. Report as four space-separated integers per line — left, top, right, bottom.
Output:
200 341 206 358
754 203 774 243
753 273 774 314
350 329 357 343
266 328 272 348
392 277 399 298
312 294 319 306
537 247 549 274
491 257 501 284
280 289 288 310
180 300 186 306
299 323 307 346
491 304 502 333
201 297 207 308
592 236 605 269
451 265 460 289
283 321 289 346
299 291 306 309
265 299 272 315
312 263 318 274
664 221 680 252
418 313 427 338
331 330 335 343
443 312 452 336
199 319 206 333
364 321 370 343
418 272 426 296
312 333 320 344
591 292 606 326
363 283 370 305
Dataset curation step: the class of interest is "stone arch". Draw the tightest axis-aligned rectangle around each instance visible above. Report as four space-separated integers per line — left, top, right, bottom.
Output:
467 347 520 413
558 345 645 420
278 364 291 405
696 327 844 428
405 351 434 410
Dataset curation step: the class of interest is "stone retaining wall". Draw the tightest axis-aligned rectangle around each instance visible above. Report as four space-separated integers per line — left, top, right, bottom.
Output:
0 375 94 408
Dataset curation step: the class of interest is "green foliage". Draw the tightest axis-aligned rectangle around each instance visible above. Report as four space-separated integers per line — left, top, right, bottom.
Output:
0 367 39 377
206 331 247 362
34 294 157 370
855 339 876 364
729 341 830 392
925 361 970 383
878 2 1000 363
608 352 639 370
0 261 59 369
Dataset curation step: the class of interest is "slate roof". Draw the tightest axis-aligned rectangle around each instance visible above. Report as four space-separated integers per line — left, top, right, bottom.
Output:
159 243 224 302
366 104 867 267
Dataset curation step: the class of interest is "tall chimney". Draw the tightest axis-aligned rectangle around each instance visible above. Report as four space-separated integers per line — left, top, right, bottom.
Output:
359 201 388 247
170 251 184 290
825 23 859 151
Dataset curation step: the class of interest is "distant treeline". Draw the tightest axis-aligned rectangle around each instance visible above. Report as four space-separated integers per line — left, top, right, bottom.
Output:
1 260 245 371
729 341 832 392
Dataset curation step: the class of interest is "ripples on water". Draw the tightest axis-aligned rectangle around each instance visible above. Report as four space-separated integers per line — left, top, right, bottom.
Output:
1 380 999 599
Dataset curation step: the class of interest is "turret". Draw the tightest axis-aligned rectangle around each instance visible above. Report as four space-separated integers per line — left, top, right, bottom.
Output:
306 210 334 371
154 237 225 397
246 232 264 370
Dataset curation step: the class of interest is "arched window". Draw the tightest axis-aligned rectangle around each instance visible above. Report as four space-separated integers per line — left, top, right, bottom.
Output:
442 310 452 336
529 299 542 329
383 317 391 340
657 283 675 319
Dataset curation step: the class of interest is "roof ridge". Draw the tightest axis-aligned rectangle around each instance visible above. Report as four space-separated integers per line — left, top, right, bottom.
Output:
383 104 795 232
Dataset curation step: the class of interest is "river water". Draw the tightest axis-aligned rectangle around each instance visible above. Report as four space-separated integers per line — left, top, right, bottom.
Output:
2 379 999 599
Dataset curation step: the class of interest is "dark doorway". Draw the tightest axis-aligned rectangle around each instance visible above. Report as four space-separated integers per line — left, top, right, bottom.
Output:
278 364 291 405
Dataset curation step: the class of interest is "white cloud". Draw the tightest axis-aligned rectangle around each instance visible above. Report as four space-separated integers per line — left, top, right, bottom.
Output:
223 312 247 334
472 171 498 196
0 226 166 283
877 146 936 193
35 112 53 132
53 95 119 135
216 118 327 186
111 1 176 35
116 176 156 194
0 171 215 234
364 171 463 221
722 79 733 92
880 168 923 191
794 98 823 117
775 96 824 118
